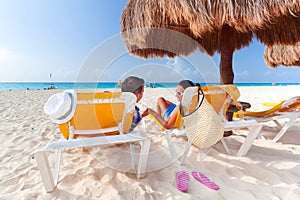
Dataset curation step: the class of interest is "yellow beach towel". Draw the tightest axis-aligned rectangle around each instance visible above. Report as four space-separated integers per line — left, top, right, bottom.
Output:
148 109 183 129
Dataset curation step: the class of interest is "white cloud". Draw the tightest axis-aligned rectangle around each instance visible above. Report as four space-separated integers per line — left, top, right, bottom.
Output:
0 48 21 62
166 57 215 83
237 70 249 77
131 64 183 82
264 71 271 76
167 57 194 77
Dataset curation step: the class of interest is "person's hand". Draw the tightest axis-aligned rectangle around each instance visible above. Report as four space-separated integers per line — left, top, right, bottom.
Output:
141 108 150 117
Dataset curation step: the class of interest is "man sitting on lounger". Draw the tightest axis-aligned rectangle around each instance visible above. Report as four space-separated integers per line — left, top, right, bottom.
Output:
121 76 148 132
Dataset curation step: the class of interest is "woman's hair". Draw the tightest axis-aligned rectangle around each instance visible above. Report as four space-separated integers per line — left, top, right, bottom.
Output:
178 80 195 89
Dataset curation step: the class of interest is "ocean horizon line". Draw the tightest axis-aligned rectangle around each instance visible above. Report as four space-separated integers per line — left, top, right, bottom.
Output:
0 82 299 91
1 81 300 84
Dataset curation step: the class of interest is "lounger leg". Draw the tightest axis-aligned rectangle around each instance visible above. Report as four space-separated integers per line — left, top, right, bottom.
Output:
273 120 283 130
53 149 62 186
165 130 178 161
136 139 151 179
130 143 138 173
35 151 55 193
180 140 192 165
272 117 297 143
258 133 266 140
220 138 230 155
237 124 262 156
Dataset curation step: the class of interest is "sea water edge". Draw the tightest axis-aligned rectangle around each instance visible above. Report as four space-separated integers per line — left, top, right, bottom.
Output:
0 82 299 91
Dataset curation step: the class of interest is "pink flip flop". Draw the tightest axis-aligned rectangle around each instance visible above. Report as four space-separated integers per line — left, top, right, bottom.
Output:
191 172 219 190
176 171 189 192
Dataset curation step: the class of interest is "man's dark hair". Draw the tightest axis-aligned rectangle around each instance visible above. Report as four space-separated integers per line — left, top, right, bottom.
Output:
121 76 145 93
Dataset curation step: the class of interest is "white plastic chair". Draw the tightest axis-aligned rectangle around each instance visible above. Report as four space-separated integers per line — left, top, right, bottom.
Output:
35 89 151 192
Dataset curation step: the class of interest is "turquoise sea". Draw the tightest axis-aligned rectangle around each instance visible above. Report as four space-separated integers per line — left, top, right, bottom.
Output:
0 82 299 90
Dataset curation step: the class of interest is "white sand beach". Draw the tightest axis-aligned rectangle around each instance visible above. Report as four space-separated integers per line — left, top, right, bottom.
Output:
0 85 300 200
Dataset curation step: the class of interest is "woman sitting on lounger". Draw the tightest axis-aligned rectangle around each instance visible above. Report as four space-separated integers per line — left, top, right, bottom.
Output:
144 80 196 129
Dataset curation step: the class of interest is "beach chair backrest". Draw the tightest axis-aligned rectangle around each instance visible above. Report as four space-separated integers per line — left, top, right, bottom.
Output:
279 96 300 112
58 91 136 139
173 109 183 128
202 86 229 116
180 85 240 119
202 85 241 118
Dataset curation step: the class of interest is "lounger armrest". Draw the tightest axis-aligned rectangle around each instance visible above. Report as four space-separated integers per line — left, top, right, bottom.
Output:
227 101 251 113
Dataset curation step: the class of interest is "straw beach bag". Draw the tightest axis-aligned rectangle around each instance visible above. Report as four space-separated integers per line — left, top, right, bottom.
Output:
181 87 224 149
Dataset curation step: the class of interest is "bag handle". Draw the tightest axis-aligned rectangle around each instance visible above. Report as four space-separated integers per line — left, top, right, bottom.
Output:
180 85 204 117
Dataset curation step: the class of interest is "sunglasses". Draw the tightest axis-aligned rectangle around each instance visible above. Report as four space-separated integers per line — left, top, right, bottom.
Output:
176 91 183 96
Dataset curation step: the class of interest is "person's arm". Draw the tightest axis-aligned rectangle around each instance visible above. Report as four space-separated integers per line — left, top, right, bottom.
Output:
141 109 149 118
146 107 178 129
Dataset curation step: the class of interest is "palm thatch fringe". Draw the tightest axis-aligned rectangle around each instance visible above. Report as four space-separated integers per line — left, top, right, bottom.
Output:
121 0 300 58
264 43 300 68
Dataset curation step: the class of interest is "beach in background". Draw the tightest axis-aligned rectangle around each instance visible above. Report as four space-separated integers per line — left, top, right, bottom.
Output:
1 82 300 91
0 85 300 199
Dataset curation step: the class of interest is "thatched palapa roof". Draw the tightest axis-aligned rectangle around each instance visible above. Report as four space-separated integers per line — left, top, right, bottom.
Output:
264 42 300 68
121 0 300 58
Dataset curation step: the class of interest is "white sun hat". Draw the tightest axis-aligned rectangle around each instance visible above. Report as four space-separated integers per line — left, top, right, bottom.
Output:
44 90 77 124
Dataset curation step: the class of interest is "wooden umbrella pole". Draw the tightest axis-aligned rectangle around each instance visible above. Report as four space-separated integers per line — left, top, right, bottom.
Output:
220 24 234 85
220 24 235 136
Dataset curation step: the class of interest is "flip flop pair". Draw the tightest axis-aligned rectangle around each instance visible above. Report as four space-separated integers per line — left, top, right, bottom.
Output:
176 171 219 193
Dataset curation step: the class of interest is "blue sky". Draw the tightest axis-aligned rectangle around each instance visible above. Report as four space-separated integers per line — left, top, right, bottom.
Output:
0 0 299 83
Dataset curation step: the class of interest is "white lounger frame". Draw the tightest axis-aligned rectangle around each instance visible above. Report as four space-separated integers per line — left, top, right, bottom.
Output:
35 90 150 193
165 87 263 164
245 112 300 143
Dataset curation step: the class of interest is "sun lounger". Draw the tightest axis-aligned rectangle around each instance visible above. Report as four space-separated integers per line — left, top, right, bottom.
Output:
165 85 262 164
234 96 300 142
35 89 150 192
